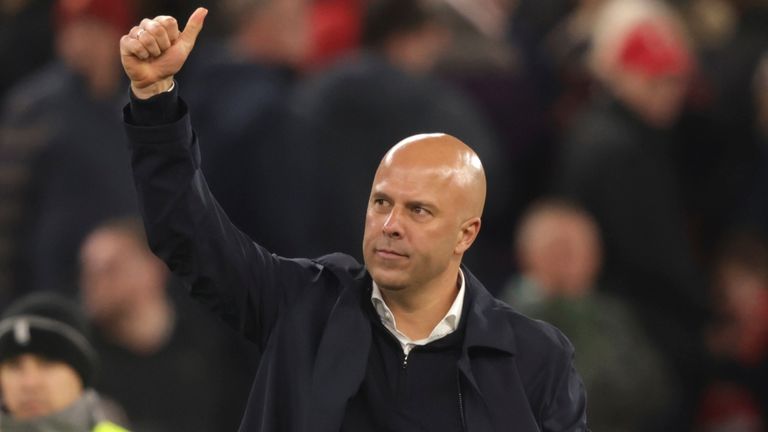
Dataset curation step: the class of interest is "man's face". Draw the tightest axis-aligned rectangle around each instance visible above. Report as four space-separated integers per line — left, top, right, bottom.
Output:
362 160 468 291
521 211 601 297
0 354 83 420
617 70 689 128
80 230 163 323
56 18 119 84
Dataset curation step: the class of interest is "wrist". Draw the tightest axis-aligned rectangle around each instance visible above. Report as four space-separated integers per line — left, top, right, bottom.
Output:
131 78 174 100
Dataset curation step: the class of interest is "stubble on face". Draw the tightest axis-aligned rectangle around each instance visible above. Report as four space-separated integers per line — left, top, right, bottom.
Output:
362 133 486 295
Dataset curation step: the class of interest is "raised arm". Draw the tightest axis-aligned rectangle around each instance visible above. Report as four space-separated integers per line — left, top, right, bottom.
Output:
120 9 324 349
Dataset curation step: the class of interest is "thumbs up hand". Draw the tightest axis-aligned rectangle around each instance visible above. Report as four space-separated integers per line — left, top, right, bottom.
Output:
120 7 208 99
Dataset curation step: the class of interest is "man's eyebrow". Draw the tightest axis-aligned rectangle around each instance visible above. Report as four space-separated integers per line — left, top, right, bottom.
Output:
406 200 437 211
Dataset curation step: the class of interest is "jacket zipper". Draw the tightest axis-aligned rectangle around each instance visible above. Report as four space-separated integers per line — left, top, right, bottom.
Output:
457 373 466 430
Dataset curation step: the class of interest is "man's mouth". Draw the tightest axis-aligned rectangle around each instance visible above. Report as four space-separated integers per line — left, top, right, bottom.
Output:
374 248 408 259
17 400 48 418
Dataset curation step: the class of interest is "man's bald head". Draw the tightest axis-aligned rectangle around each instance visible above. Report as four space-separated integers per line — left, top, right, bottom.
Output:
363 133 487 292
376 133 487 220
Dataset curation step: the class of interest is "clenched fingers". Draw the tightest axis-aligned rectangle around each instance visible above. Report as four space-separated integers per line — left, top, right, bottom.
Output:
142 18 172 50
127 26 160 57
135 19 161 56
154 16 181 43
120 34 150 60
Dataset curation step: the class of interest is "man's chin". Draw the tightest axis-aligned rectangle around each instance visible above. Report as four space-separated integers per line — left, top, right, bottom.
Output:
16 402 52 419
370 270 408 291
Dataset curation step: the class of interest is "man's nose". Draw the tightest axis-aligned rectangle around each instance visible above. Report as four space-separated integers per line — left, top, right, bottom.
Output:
382 207 403 238
18 362 44 388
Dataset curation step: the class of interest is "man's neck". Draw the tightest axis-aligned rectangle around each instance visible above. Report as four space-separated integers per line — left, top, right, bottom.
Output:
378 269 462 340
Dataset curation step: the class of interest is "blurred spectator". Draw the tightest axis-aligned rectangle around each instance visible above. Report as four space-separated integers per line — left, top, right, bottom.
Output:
284 0 512 291
674 0 767 259
181 0 311 255
507 0 573 106
0 0 55 101
0 292 129 430
736 53 768 234
501 198 677 432
436 0 519 71
685 0 737 52
502 200 601 307
435 0 550 259
304 0 362 69
79 218 256 432
542 0 607 129
696 382 764 432
696 230 768 431
553 0 708 427
0 0 139 301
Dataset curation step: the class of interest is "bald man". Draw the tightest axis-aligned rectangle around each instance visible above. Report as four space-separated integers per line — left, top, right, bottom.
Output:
120 8 587 432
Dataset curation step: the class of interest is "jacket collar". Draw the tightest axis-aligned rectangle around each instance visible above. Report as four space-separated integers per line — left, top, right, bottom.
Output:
311 265 527 432
356 264 518 356
458 266 537 432
307 266 371 432
460 264 517 356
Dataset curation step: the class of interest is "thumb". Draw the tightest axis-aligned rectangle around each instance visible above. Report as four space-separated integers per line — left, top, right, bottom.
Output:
179 7 208 48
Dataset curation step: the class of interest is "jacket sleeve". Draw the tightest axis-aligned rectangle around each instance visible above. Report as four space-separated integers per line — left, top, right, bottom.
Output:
123 86 324 350
540 333 589 432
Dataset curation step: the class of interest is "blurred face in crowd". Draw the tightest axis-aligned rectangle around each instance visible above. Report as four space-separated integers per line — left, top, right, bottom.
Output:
386 21 450 75
236 0 310 66
80 228 165 324
517 207 602 297
263 0 309 66
708 258 768 364
56 18 121 96
362 134 484 292
715 261 768 326
591 1 693 128
0 354 83 420
753 58 768 137
615 70 689 128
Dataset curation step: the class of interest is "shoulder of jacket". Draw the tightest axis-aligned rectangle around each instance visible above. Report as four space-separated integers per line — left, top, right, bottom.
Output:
498 301 575 358
314 252 366 279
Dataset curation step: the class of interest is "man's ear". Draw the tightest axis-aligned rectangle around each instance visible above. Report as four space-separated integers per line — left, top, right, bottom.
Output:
455 217 481 255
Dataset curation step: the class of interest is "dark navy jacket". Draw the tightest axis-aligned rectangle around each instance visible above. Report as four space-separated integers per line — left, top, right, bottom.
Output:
123 90 588 432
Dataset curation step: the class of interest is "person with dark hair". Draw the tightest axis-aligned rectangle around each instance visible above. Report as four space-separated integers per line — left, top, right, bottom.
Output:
79 217 256 432
553 1 708 427
360 0 438 50
0 293 129 431
697 230 768 431
178 0 311 256
117 7 588 432
0 0 139 301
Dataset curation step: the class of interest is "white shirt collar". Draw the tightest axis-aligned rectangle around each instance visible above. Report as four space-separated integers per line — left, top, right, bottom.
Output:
371 269 466 355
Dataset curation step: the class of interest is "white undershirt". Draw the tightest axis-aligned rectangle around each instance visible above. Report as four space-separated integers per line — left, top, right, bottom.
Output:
371 270 466 355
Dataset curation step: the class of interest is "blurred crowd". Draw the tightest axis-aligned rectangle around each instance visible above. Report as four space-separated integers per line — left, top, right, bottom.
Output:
1 0 768 430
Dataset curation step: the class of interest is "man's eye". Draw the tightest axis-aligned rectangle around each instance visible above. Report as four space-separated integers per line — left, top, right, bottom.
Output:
412 207 430 216
36 356 56 367
4 358 21 369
